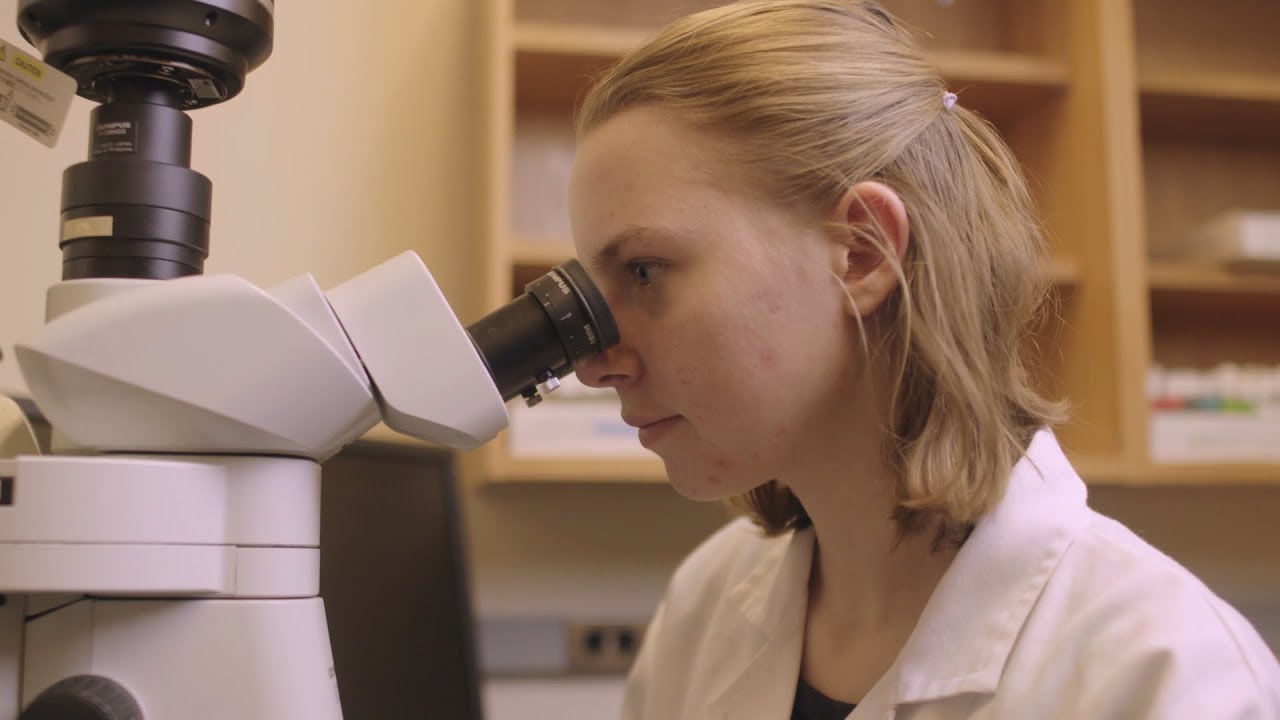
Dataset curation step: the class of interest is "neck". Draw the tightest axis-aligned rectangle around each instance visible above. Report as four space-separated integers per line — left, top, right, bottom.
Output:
781 386 958 703
806 507 957 634
781 371 957 639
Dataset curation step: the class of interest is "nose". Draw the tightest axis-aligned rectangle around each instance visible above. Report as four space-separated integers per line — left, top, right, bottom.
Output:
575 341 641 389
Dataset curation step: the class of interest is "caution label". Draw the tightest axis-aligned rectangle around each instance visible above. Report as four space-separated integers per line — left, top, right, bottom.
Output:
0 37 76 148
13 53 43 80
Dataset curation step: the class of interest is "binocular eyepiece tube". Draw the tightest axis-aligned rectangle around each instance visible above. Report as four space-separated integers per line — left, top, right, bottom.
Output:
467 260 620 407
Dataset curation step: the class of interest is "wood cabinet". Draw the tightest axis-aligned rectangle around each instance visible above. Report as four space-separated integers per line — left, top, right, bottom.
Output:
474 0 1280 485
1131 0 1280 485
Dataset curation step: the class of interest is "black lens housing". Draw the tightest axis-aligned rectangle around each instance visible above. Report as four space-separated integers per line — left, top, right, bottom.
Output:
467 260 620 404
58 82 213 280
17 0 274 280
18 0 273 108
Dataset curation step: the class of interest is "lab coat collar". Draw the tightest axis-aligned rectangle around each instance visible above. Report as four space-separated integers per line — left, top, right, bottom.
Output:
892 429 1089 704
708 517 814 716
708 429 1088 715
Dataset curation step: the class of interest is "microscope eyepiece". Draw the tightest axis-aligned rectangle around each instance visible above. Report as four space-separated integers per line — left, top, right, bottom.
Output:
467 260 620 405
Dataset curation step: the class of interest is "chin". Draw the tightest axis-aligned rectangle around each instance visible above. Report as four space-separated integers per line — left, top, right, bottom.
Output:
662 460 757 502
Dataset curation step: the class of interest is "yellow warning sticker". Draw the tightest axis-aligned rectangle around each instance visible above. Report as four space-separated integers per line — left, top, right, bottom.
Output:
13 52 44 81
0 37 75 148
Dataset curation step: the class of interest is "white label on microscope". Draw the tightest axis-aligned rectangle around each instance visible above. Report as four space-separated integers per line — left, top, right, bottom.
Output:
0 37 76 148
62 215 114 241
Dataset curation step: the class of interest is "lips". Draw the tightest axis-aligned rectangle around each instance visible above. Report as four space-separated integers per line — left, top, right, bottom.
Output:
623 414 678 429
624 414 683 448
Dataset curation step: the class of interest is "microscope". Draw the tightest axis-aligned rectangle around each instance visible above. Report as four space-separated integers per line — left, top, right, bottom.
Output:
0 1 618 717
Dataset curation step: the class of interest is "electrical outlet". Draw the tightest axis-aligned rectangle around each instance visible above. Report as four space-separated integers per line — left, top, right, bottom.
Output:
567 622 647 674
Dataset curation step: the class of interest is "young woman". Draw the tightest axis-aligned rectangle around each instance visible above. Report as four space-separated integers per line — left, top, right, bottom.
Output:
569 1 1280 718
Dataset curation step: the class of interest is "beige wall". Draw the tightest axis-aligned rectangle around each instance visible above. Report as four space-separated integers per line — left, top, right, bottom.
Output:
1 2 1277 658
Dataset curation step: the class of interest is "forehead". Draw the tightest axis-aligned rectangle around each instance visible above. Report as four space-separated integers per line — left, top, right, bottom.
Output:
569 108 745 244
572 107 726 185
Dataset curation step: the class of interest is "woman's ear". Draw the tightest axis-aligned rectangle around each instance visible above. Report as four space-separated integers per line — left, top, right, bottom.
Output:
829 180 910 318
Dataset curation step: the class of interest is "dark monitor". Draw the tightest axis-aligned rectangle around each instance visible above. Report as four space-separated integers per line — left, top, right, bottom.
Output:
320 440 484 720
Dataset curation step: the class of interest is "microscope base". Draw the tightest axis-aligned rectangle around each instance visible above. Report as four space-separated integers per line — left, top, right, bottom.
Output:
18 595 342 719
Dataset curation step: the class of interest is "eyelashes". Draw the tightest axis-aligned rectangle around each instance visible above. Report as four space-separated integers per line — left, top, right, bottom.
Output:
625 260 668 288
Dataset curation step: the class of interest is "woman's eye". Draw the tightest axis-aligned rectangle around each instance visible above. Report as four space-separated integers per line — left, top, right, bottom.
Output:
626 261 665 287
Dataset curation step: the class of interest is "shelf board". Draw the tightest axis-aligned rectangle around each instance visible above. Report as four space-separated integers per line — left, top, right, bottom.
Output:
1147 261 1280 315
479 449 1280 486
486 452 667 483
931 50 1070 123
514 20 650 58
1140 69 1280 144
1149 261 1280 295
513 20 1069 121
510 239 576 267
1047 255 1080 289
1073 453 1280 486
513 22 645 111
358 422 446 451
1121 463 1280 486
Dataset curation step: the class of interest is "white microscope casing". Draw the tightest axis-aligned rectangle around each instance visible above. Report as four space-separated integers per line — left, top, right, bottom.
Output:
0 251 508 719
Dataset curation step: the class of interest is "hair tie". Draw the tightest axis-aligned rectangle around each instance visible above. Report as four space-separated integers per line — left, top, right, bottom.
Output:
943 92 958 111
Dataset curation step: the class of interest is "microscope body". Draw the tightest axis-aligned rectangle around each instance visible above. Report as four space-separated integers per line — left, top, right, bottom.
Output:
0 253 511 719
0 458 342 719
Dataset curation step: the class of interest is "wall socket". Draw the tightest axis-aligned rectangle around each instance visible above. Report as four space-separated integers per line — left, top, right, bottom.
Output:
566 622 647 674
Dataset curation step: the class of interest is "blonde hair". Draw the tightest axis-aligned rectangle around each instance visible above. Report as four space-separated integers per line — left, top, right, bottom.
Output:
577 0 1066 542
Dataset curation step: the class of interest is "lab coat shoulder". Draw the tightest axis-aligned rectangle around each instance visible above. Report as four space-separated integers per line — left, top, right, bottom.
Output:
664 515 776 616
623 516 789 720
994 509 1280 719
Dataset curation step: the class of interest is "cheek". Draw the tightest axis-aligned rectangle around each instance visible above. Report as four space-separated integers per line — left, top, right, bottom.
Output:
757 344 779 371
667 279 824 411
670 304 789 418
661 267 844 497
756 288 786 317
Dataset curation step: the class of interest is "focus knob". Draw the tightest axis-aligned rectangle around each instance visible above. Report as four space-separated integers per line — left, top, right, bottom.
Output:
21 675 143 720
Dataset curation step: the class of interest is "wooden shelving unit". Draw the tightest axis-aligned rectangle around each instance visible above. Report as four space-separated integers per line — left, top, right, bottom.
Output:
476 0 1280 486
512 20 1070 123
1140 70 1280 144
1132 0 1280 482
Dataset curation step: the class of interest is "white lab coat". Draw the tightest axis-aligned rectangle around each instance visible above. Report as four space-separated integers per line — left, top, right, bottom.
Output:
623 430 1280 719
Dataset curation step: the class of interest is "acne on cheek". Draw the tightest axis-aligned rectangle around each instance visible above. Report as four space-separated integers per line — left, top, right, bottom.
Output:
758 347 778 370
692 466 727 496
709 454 745 480
751 289 784 316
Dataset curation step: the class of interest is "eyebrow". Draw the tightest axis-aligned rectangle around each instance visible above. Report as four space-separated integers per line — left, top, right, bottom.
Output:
586 225 686 273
